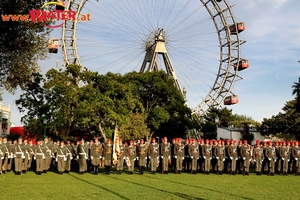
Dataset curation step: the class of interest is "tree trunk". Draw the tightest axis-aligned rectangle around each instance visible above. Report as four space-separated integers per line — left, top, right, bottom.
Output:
98 122 107 142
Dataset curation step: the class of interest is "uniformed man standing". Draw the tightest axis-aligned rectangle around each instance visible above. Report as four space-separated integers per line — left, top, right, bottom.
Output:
253 140 264 175
265 141 276 176
202 139 212 174
56 141 67 174
77 138 89 174
137 139 149 174
189 138 199 174
228 140 238 175
27 140 36 171
22 139 31 173
292 141 300 176
174 138 185 174
116 138 125 174
126 140 136 175
90 137 103 175
35 138 45 175
280 141 290 175
240 140 251 175
14 137 24 175
5 139 13 172
103 138 113 175
43 137 53 173
183 139 191 173
160 137 171 174
214 140 225 175
149 138 159 174
65 140 73 173
0 137 6 174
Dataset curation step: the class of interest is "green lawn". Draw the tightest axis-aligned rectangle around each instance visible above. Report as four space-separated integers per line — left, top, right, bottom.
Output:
1 168 298 200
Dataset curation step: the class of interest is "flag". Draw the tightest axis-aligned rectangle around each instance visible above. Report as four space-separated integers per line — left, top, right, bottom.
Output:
112 121 120 164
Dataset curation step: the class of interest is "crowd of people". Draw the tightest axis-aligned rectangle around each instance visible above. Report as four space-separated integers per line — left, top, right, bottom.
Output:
0 135 300 176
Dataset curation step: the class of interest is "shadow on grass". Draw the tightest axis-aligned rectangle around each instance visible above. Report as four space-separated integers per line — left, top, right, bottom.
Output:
144 174 254 200
107 175 205 200
67 173 131 200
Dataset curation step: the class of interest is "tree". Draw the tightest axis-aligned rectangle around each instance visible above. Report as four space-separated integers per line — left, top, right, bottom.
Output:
0 0 50 94
292 77 300 112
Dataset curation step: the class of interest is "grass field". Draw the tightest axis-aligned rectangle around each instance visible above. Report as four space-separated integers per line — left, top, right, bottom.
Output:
1 168 298 200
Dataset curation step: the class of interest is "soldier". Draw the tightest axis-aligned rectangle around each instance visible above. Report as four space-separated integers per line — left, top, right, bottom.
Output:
90 137 103 175
22 139 31 173
77 138 89 174
183 139 190 173
174 138 185 174
224 139 231 174
149 138 159 174
56 141 67 174
253 140 264 175
65 140 73 173
292 141 300 176
103 138 113 175
116 138 125 174
170 138 176 173
275 141 281 174
160 137 171 174
202 139 212 174
265 141 276 176
262 141 269 174
126 140 136 174
228 140 238 175
27 140 36 171
73 140 80 171
214 140 225 175
280 141 290 175
0 137 6 174
240 140 251 175
137 139 149 174
35 138 45 175
6 139 14 172
189 138 199 174
14 137 24 175
43 137 53 172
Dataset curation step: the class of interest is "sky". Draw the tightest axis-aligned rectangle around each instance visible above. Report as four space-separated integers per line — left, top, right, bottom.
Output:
2 0 300 126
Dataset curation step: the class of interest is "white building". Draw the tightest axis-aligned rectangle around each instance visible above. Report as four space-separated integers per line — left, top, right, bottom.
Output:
217 127 265 145
0 102 11 137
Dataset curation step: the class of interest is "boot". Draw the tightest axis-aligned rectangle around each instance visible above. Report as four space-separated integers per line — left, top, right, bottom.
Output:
142 167 144 174
107 166 111 175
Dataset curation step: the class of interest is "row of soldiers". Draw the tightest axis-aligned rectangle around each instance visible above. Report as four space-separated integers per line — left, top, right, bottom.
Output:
1 136 300 176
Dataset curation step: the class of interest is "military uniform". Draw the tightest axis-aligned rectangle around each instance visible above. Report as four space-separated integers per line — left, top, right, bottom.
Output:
202 139 212 174
43 138 53 172
14 138 24 175
5 140 14 172
292 141 300 175
265 141 276 176
126 140 136 174
116 139 125 174
149 138 159 174
56 142 67 174
90 138 103 175
183 139 191 172
253 140 264 175
65 141 73 173
22 140 31 173
214 140 225 174
27 141 36 171
280 141 290 175
77 139 89 174
35 139 45 175
240 140 251 175
137 139 149 174
189 139 199 174
228 140 238 175
174 138 185 174
0 138 6 174
160 137 171 174
103 139 113 175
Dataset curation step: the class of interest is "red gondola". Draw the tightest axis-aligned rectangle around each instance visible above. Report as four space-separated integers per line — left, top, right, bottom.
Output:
229 22 245 34
224 95 239 105
48 39 59 53
234 59 249 71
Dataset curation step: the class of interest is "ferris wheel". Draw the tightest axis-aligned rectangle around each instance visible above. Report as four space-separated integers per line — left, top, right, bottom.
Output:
59 0 248 116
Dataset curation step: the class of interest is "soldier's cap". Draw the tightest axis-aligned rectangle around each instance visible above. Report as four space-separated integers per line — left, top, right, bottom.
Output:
268 141 272 145
221 140 225 144
226 140 230 143
287 141 290 145
256 140 260 144
38 137 43 141
243 140 248 144
152 138 156 141
119 138 123 141
129 140 133 143
107 138 111 142
217 139 221 143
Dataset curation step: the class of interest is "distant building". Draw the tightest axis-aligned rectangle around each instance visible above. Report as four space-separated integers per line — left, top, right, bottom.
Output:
217 127 265 145
0 102 11 137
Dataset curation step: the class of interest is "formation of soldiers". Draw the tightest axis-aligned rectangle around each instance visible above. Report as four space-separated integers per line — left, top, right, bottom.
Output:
1 135 300 176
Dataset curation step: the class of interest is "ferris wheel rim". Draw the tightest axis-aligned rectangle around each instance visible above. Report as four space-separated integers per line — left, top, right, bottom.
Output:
61 0 245 115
